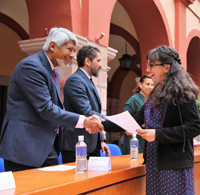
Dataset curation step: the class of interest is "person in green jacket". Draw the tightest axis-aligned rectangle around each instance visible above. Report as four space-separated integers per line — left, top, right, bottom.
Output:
122 75 154 154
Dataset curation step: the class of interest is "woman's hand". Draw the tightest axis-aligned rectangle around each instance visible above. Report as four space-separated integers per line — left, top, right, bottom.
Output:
136 129 156 142
125 131 132 136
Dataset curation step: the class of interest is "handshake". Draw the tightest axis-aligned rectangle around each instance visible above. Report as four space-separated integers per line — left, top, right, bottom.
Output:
83 115 105 134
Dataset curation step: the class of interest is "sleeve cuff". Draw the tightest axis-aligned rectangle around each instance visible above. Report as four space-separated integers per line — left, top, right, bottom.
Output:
155 129 161 141
75 115 85 129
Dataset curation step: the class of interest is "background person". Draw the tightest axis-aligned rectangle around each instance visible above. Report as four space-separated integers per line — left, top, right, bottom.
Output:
61 45 111 163
0 27 104 172
135 45 200 194
122 75 154 155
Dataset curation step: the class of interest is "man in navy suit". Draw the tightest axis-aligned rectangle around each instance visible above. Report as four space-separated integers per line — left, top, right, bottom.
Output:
61 45 111 163
0 27 104 172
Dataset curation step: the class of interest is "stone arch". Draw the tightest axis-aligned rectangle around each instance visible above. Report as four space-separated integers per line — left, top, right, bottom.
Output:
118 0 172 73
186 30 200 87
0 13 28 77
108 0 171 99
108 55 140 99
0 12 28 40
186 29 200 49
108 24 141 99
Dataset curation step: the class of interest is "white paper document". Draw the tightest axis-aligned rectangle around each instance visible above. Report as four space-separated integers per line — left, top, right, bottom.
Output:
88 157 111 171
37 165 75 172
0 171 16 192
105 111 141 134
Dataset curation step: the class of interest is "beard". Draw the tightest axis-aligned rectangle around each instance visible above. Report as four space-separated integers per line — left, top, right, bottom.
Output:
56 57 72 67
89 62 101 77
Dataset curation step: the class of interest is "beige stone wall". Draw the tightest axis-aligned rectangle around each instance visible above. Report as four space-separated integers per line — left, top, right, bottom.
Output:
159 0 175 47
159 0 200 44
189 0 200 18
0 22 27 77
186 6 200 38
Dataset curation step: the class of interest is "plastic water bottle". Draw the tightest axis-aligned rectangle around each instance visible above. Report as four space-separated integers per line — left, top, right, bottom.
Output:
130 134 138 160
76 135 87 173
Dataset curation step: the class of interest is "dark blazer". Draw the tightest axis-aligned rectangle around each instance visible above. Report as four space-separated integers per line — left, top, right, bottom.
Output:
62 68 105 153
134 97 200 170
0 50 80 167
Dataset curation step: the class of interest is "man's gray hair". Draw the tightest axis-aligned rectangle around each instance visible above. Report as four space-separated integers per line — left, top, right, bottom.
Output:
43 27 78 51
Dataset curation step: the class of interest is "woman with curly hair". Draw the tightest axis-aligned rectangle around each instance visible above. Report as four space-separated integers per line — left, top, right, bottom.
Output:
135 45 200 194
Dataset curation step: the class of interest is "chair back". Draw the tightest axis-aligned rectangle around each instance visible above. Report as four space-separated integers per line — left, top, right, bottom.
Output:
100 143 122 157
0 158 5 172
58 153 63 164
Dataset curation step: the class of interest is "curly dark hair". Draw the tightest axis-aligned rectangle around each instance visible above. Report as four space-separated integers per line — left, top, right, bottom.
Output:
77 45 100 67
133 75 152 94
146 45 199 107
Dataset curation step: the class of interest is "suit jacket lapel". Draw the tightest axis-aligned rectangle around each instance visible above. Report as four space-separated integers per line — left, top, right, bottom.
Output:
39 51 63 106
77 68 102 111
91 81 102 111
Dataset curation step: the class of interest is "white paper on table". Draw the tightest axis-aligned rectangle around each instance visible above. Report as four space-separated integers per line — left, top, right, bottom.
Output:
105 111 142 134
36 165 75 172
0 171 16 191
88 157 111 171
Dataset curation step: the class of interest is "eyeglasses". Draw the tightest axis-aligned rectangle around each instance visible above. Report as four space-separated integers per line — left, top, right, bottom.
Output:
147 63 165 70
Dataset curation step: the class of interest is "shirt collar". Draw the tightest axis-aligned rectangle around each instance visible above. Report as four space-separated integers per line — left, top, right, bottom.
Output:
44 52 54 70
79 68 91 80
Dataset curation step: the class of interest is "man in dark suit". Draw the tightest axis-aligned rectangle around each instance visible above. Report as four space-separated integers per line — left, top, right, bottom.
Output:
0 27 104 172
61 45 111 163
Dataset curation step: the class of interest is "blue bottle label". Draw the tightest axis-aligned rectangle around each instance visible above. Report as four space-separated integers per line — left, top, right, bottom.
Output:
76 147 87 156
130 142 138 148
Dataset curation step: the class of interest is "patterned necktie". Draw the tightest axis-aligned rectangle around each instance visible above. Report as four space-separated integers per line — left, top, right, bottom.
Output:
53 69 57 82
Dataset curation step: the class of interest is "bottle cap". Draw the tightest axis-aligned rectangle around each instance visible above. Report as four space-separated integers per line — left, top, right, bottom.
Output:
132 134 136 138
78 135 84 141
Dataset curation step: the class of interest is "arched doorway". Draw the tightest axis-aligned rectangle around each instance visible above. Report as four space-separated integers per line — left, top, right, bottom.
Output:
108 0 171 115
186 29 200 88
107 0 172 144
